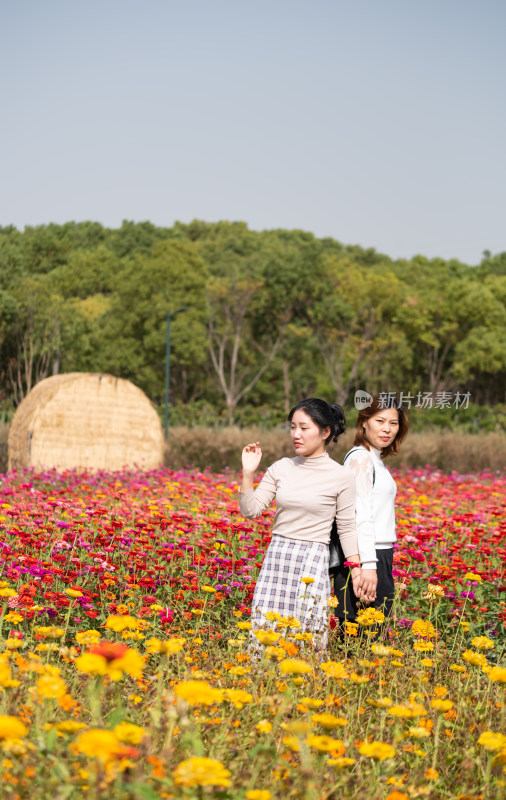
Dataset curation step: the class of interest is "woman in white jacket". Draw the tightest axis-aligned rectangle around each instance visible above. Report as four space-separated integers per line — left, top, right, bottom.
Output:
333 395 409 626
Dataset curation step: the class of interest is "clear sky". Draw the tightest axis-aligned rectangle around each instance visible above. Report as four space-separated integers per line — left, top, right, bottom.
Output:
2 0 505 264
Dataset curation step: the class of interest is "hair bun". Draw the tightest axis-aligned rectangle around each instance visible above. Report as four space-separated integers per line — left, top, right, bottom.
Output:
330 404 346 440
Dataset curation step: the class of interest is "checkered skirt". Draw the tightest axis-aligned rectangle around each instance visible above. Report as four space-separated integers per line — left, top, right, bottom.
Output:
250 535 331 650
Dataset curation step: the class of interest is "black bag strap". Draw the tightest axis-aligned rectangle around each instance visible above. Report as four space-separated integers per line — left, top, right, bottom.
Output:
343 446 376 486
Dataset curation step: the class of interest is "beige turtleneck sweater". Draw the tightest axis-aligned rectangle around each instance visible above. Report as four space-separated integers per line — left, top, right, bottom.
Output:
238 452 358 557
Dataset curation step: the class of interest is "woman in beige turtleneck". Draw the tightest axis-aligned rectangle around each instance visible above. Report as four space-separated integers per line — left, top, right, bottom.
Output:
239 398 361 652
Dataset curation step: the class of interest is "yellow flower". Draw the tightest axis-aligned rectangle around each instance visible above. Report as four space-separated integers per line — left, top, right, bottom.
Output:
450 664 466 673
294 632 313 642
478 731 506 752
422 584 445 600
113 722 145 745
411 619 435 638
256 720 272 733
488 666 506 683
0 716 27 740
359 741 396 760
463 572 482 582
66 589 83 598
201 585 216 593
367 697 393 708
388 702 427 719
345 622 359 636
371 644 393 656
173 757 231 787
320 661 349 679
408 727 431 739
299 698 324 709
246 792 271 800
174 680 224 706
282 721 313 735
462 650 487 667
328 757 356 768
36 675 68 700
327 596 338 608
144 637 185 655
254 631 281 646
306 735 345 754
0 588 17 597
433 686 448 697
282 735 301 752
55 721 87 734
300 577 315 585
424 768 439 780
356 608 385 626
430 699 454 713
265 612 281 621
413 642 434 652
471 636 494 650
105 615 140 632
311 713 347 730
74 729 120 761
264 646 286 661
275 616 301 630
279 658 312 676
237 622 252 630
76 630 101 646
350 673 370 684
223 689 253 709
75 645 145 681
420 658 434 667
35 626 65 639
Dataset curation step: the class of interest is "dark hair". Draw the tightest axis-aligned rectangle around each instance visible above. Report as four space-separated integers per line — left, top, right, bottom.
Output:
288 398 346 445
354 394 409 458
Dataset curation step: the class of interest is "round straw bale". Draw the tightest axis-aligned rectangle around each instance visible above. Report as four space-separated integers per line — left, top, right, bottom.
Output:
8 373 164 471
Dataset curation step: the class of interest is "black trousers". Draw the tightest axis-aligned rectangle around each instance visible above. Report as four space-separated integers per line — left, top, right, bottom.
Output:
332 548 395 621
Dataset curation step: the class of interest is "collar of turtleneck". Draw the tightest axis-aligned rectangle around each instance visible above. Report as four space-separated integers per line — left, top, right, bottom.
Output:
294 451 330 466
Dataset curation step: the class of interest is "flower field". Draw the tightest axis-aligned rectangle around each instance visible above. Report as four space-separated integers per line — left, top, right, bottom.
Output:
0 465 504 800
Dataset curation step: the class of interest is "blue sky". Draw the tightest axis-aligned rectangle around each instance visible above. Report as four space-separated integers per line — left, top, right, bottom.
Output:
2 0 505 264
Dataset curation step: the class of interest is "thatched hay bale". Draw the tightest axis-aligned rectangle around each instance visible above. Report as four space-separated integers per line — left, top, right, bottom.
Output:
8 373 163 471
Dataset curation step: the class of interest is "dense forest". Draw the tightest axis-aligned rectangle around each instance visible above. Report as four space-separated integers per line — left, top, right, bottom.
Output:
0 220 504 429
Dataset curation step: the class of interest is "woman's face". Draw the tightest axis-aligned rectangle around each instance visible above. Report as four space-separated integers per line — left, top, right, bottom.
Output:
290 409 329 457
363 408 399 450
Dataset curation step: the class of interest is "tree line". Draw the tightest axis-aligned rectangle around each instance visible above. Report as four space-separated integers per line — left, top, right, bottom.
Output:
0 220 504 426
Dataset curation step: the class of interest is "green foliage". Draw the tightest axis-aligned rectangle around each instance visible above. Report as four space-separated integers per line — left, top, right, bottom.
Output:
0 220 504 426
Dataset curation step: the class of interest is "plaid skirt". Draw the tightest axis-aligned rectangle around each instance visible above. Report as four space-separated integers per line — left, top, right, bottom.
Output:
250 535 331 651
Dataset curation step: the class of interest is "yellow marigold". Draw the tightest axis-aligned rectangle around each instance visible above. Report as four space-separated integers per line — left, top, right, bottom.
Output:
411 620 435 638
254 631 281 646
265 612 281 621
359 740 396 760
275 616 301 630
463 572 482 582
76 630 101 646
246 792 271 800
36 674 68 700
201 585 216 593
279 658 312 676
424 768 439 781
320 661 349 679
356 608 385 626
461 650 487 667
105 615 140 632
371 644 393 656
173 757 231 787
367 697 393 708
75 647 145 681
174 680 224 706
223 689 253 709
329 756 356 768
471 636 494 651
35 626 65 639
144 637 185 655
113 722 145 745
430 699 454 713
388 702 427 719
55 721 87 733
306 735 345 754
350 673 370 684
311 713 347 730
488 666 506 683
450 664 466 673
327 595 338 608
300 577 315 585
413 642 434 652
74 729 120 761
0 716 27 740
256 720 272 733
300 697 324 709
408 726 431 739
422 584 445 600
294 632 313 642
281 721 313 735
0 588 17 597
345 622 358 636
264 646 285 661
478 731 506 752
282 735 301 752
236 622 252 630
66 589 83 598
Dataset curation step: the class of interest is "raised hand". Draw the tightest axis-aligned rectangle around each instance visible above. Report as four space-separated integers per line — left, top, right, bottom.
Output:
241 442 262 474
